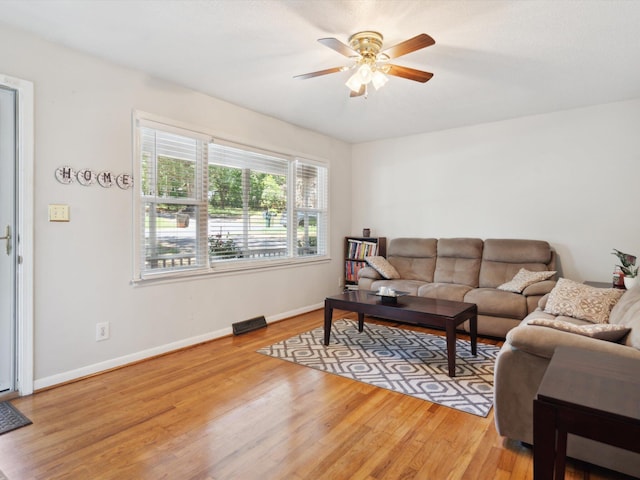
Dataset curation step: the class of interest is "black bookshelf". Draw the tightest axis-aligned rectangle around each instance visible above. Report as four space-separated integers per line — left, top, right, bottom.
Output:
344 236 387 289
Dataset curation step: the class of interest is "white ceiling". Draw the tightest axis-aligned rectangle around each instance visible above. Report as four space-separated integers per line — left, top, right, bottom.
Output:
2 0 640 143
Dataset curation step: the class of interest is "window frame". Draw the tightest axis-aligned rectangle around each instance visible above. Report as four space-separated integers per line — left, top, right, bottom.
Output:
132 112 330 282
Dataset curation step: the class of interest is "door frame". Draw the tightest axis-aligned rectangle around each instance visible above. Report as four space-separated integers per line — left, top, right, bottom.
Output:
1 74 34 396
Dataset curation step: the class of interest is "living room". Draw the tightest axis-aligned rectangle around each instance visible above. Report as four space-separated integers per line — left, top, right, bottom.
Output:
0 1 639 478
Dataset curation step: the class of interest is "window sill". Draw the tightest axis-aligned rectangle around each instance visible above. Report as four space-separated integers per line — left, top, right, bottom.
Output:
131 255 331 286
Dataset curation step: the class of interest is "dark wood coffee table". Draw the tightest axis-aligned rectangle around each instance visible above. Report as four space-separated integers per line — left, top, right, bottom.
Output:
324 291 478 377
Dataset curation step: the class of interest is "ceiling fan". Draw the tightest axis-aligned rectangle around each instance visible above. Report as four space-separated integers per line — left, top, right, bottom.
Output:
295 31 435 97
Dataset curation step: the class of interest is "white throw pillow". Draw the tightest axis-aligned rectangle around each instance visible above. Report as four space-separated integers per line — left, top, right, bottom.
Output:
498 268 556 293
365 256 400 280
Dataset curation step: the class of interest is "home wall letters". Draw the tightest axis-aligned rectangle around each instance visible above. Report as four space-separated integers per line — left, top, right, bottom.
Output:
55 166 133 190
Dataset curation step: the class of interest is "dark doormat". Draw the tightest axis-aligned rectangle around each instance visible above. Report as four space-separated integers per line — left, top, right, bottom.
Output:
0 401 32 435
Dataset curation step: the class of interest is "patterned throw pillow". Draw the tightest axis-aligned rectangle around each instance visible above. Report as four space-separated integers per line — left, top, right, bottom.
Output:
365 256 400 280
497 268 556 293
529 318 630 342
544 278 625 324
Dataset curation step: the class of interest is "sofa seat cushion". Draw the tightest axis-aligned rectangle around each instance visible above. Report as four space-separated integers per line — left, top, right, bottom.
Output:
525 310 591 326
464 288 528 319
475 315 522 338
417 283 474 302
369 279 427 296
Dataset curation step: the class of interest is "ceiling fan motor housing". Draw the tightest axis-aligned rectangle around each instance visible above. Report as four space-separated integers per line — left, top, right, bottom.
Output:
348 31 384 60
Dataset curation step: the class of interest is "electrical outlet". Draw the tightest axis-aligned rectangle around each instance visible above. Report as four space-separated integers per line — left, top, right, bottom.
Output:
338 276 344 288
96 322 110 341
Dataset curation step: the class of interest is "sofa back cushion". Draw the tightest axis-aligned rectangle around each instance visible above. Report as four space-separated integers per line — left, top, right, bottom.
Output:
479 239 555 288
434 238 483 287
387 238 437 282
609 284 640 349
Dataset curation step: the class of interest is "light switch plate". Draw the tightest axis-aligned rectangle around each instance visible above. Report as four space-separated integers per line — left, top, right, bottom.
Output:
48 204 70 222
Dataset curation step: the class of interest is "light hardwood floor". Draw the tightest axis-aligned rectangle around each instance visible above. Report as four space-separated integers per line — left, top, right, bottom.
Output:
0 309 635 480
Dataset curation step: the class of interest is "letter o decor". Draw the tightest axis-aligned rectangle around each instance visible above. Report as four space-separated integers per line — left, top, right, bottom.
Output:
77 168 97 186
55 167 133 190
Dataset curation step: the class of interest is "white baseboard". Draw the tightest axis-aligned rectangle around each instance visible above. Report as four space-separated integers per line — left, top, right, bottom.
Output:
33 302 323 391
266 302 323 322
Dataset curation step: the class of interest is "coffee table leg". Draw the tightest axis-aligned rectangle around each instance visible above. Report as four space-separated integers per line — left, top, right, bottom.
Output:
470 312 477 356
358 312 365 332
445 322 456 377
324 301 333 345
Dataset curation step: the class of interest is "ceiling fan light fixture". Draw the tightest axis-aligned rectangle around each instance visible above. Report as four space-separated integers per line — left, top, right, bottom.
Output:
357 63 373 83
345 72 363 92
371 70 388 90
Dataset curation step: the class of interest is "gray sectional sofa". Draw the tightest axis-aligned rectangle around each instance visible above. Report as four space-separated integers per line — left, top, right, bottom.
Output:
357 236 639 476
494 283 640 477
357 237 557 338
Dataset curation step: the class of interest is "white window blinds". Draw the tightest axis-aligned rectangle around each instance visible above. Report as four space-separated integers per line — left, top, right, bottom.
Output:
134 114 329 280
207 142 289 262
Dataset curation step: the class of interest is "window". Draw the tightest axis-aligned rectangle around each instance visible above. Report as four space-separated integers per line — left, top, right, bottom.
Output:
134 115 328 280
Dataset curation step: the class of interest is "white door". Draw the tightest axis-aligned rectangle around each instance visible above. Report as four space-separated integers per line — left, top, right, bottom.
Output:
0 85 17 394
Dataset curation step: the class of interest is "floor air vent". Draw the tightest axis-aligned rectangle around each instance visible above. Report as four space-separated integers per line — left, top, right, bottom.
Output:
232 316 267 335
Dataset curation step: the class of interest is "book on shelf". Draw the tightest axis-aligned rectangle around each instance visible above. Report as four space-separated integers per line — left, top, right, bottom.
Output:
345 260 367 283
347 239 379 260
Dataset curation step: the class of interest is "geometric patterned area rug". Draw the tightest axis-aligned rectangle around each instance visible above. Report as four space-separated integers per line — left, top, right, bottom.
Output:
257 319 501 417
0 401 32 435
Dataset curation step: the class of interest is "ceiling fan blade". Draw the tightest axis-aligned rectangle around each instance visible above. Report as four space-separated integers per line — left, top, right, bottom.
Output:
318 37 357 57
386 65 434 83
381 33 435 59
349 84 366 97
294 67 345 80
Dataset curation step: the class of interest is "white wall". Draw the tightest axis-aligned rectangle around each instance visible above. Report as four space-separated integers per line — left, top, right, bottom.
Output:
4 21 638 391
0 25 352 388
352 98 640 283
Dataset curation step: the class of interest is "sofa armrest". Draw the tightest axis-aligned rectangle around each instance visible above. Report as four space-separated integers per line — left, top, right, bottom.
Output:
358 266 382 280
537 293 550 310
522 282 556 316
506 324 640 361
522 280 556 297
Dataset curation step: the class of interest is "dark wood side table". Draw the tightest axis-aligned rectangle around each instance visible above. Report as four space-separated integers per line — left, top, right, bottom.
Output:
533 346 640 480
583 281 613 289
